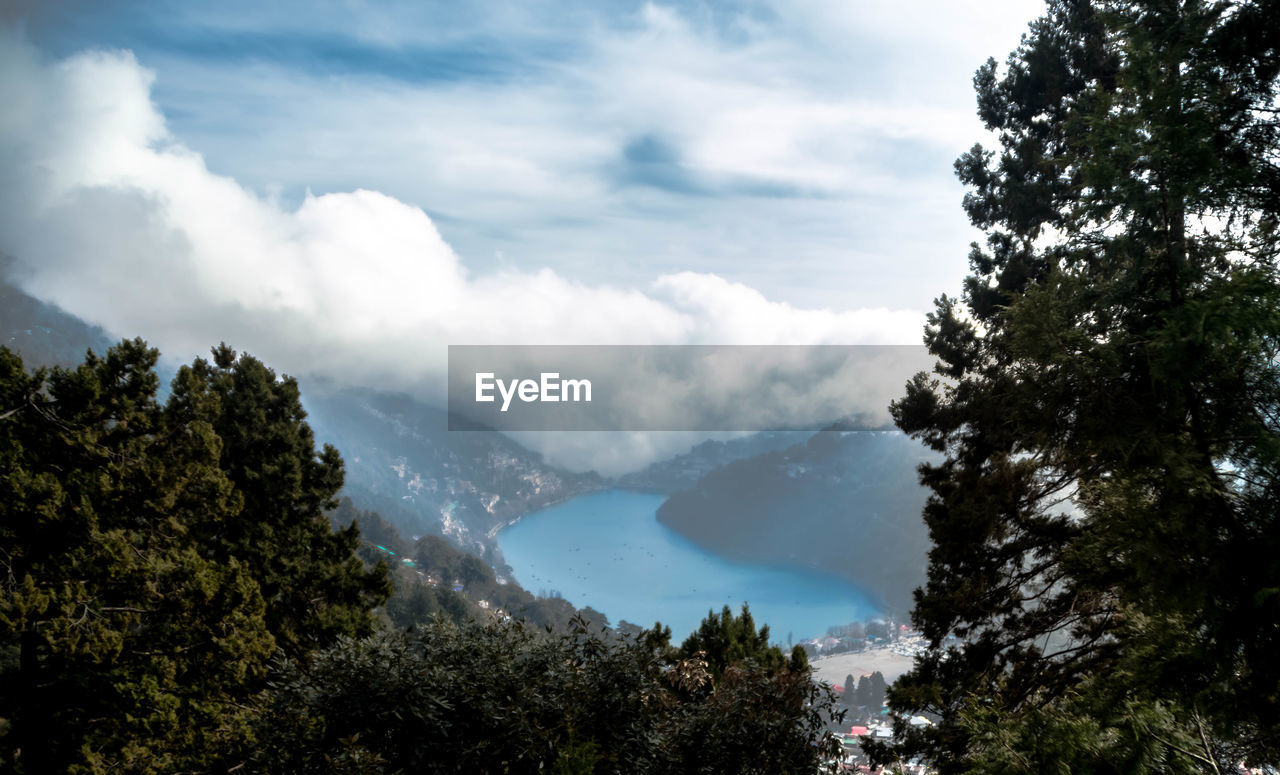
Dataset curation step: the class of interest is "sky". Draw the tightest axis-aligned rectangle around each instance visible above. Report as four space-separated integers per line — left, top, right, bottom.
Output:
0 0 1043 471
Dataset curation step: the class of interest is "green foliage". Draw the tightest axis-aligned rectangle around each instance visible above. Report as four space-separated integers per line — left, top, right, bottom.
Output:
878 1 1280 772
868 671 886 710
170 345 391 658
677 604 793 679
380 569 474 629
254 613 842 775
0 341 388 772
0 340 847 773
367 528 600 633
846 671 885 713
331 497 412 557
856 675 873 710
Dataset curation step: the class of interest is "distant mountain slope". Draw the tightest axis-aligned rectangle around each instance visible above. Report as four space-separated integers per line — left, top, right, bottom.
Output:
656 431 934 613
301 383 606 558
1 272 112 367
616 432 814 493
330 498 610 633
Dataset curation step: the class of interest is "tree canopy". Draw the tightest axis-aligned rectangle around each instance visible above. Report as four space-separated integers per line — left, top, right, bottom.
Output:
0 340 388 773
878 0 1280 772
0 341 844 774
677 603 808 679
256 613 839 775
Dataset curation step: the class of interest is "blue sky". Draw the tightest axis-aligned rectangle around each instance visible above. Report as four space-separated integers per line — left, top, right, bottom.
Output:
11 0 1041 310
1 0 1042 469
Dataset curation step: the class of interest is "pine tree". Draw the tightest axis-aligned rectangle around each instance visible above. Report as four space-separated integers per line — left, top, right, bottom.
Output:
868 671 887 710
855 675 873 710
168 344 390 658
876 1 1280 772
677 604 803 678
0 341 275 772
0 341 390 771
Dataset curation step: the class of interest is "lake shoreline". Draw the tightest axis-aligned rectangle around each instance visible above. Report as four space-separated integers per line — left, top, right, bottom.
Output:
498 489 882 643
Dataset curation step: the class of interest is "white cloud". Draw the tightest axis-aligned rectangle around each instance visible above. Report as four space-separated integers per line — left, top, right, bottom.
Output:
79 0 1042 312
0 28 930 471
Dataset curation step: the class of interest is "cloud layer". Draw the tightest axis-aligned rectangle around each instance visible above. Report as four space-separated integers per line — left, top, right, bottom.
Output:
12 0 1045 311
0 0 1050 470
0 27 953 470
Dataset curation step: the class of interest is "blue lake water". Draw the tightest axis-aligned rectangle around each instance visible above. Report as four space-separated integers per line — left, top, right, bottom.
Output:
497 489 878 642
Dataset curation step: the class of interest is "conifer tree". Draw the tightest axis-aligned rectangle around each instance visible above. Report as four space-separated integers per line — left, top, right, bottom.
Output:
168 344 390 658
855 675 873 710
868 671 886 711
876 1 1280 772
0 341 389 772
0 341 275 772
677 604 807 678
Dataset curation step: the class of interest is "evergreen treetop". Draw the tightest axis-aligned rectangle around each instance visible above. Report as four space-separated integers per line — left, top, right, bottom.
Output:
0 340 388 773
877 0 1280 771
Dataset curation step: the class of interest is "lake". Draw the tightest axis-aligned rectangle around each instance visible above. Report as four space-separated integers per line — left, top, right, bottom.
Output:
497 489 879 642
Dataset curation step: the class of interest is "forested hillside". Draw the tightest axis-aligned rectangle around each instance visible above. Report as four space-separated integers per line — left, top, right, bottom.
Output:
331 497 613 633
657 431 934 613
305 385 605 556
617 432 811 493
0 268 112 369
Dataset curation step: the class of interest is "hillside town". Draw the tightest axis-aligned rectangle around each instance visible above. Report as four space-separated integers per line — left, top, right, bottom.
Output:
801 623 936 773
